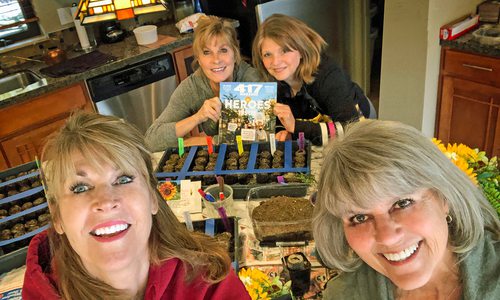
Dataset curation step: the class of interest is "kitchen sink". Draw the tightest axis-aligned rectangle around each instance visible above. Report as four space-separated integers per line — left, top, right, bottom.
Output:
0 70 47 101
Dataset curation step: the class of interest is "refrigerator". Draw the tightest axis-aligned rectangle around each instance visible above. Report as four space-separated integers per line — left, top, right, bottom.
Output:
201 0 372 93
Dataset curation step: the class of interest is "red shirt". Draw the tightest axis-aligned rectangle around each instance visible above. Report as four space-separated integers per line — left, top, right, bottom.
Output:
22 231 250 300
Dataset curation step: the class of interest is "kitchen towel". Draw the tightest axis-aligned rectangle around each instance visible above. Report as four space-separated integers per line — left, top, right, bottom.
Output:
39 51 116 78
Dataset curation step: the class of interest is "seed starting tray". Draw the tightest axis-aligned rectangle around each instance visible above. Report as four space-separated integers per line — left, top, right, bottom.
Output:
0 161 49 256
190 217 239 269
155 140 311 199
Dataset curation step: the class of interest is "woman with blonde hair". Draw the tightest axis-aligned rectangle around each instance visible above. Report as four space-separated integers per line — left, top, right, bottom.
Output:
22 112 250 299
146 16 261 151
313 119 500 299
252 14 375 145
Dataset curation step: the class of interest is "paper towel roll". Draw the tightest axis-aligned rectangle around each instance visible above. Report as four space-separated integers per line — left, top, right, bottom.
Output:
70 6 90 49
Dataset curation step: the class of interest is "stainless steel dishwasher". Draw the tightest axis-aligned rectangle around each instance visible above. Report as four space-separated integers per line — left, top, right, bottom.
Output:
87 54 176 134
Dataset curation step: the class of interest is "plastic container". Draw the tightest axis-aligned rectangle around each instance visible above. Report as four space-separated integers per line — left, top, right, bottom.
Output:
472 24 500 46
246 185 314 246
133 25 158 45
202 184 235 218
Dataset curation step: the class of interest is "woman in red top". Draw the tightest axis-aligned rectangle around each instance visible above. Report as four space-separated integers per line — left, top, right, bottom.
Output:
22 112 249 300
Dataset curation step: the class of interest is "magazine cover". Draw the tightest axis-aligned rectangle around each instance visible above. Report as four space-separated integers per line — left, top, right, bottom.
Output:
219 82 277 144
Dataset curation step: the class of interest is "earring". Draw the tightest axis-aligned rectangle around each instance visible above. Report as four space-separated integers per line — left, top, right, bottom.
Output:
446 214 453 224
347 247 355 258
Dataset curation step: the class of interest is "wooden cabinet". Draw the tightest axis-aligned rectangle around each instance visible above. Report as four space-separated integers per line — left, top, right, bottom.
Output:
436 48 500 157
172 45 194 84
0 82 94 169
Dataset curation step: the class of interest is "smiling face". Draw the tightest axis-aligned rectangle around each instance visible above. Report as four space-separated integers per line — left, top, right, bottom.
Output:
342 189 452 290
197 35 235 86
260 37 301 85
52 151 158 277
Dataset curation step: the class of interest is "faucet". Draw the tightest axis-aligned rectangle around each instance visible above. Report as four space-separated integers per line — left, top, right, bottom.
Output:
0 55 44 75
1 55 44 63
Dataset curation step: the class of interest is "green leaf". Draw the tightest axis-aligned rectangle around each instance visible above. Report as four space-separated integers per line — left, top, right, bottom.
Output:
477 172 494 180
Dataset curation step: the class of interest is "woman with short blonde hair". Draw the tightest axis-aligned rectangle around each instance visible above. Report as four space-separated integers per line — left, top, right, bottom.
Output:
146 16 260 151
313 119 500 299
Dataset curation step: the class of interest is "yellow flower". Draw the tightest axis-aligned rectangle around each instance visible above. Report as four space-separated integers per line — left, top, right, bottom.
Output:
158 181 177 201
238 268 274 300
432 139 478 185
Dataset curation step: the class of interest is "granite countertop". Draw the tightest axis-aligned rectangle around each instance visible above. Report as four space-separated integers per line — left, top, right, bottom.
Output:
440 26 500 58
0 23 193 109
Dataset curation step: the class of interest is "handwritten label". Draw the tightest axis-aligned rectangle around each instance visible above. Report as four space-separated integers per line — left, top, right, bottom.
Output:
269 133 276 155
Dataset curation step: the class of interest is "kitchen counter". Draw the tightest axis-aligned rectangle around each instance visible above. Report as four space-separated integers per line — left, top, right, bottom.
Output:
0 23 192 109
440 26 500 58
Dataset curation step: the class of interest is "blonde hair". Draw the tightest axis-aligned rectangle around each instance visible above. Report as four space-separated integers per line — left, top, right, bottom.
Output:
192 15 241 70
42 112 231 299
252 14 327 84
312 120 500 272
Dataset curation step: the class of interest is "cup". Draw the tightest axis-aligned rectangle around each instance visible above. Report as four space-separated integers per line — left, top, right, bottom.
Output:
202 184 235 219
133 25 158 45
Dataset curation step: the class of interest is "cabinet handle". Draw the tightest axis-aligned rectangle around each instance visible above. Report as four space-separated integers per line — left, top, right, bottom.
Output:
462 63 493 72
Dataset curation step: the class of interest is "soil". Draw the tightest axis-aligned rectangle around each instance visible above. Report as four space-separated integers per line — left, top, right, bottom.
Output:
251 196 314 242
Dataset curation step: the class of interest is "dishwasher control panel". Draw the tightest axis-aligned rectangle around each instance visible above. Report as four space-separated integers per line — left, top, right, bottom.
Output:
87 53 175 102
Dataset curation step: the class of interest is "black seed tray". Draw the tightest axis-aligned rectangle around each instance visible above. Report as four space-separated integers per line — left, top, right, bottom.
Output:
0 161 49 256
0 246 28 275
189 217 239 269
0 161 39 189
155 141 311 198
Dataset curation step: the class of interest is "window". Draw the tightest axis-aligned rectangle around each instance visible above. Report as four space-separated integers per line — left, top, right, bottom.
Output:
0 0 40 47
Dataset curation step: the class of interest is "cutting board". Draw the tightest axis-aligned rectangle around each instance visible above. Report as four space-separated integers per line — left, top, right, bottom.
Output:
143 34 177 49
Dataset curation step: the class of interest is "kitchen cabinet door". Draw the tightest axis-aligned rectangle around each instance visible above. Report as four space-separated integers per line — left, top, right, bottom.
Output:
172 45 194 84
1 119 67 167
0 153 8 171
436 48 500 157
0 82 94 169
437 76 500 157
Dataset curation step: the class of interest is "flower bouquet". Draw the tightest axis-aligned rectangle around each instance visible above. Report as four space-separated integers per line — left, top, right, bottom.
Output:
433 139 500 217
238 267 291 300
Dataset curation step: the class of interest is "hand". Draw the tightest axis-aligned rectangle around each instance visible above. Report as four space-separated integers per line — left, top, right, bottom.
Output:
195 97 222 123
275 130 292 141
274 103 295 133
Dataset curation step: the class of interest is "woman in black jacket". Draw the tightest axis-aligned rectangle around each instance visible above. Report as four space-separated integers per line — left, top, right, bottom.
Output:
252 14 375 145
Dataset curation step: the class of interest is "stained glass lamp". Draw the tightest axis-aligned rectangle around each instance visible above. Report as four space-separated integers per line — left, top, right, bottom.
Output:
75 0 168 24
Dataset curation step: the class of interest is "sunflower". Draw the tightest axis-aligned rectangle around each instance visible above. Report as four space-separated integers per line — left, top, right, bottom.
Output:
432 138 478 185
158 181 177 201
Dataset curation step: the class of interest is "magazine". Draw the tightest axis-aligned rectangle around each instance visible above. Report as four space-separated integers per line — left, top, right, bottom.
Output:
218 82 277 144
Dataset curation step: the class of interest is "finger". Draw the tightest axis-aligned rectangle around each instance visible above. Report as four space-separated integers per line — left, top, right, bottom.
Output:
276 131 287 141
207 108 220 122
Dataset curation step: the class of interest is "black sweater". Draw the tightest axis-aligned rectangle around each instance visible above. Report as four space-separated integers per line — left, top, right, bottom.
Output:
276 55 369 145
